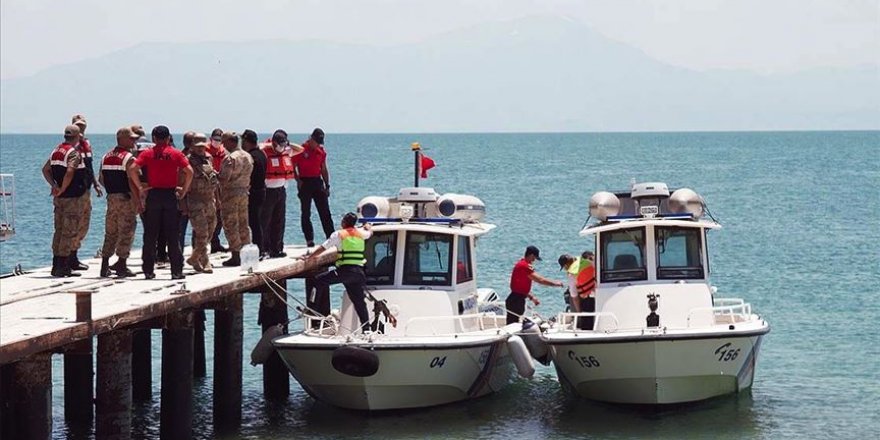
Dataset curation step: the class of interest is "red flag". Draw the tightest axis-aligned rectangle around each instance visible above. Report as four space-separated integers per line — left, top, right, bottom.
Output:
420 153 435 178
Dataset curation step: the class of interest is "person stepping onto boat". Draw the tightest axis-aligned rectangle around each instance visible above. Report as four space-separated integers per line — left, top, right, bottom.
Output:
505 246 564 325
558 251 597 329
98 126 142 277
300 212 372 331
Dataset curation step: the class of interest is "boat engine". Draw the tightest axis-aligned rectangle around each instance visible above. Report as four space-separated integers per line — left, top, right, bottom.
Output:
646 293 660 328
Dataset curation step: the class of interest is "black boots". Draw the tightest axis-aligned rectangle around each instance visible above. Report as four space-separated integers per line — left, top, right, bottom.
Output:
99 258 111 277
70 250 89 271
222 251 241 267
110 258 135 277
211 243 229 254
51 256 82 277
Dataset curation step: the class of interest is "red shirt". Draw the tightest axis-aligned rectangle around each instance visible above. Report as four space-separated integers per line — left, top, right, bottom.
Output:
292 140 326 178
509 258 534 295
207 143 226 171
134 144 189 189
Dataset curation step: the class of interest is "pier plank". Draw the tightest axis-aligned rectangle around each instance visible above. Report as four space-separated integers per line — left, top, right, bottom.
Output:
0 245 335 364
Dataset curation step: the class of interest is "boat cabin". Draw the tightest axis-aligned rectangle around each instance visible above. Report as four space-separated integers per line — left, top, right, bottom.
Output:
580 183 721 332
333 188 497 336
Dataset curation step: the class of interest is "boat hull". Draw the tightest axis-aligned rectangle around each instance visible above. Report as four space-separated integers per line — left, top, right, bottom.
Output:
274 337 514 410
547 330 767 404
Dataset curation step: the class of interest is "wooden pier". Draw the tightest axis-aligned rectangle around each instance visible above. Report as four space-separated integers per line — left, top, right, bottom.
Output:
0 245 335 439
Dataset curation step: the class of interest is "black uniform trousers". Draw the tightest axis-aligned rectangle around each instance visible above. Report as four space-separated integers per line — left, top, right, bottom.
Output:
312 265 370 330
298 177 334 244
261 187 286 255
248 188 266 254
142 189 184 275
505 292 528 325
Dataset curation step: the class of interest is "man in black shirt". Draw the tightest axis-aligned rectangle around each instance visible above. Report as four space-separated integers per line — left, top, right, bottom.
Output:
241 129 267 255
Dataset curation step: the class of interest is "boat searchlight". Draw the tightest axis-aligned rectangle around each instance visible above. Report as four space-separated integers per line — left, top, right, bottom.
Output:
589 191 621 221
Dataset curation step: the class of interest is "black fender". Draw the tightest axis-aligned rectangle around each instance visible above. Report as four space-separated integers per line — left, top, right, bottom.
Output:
331 346 380 377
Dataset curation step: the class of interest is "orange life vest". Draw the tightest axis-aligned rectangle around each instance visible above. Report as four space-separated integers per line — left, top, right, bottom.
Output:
576 262 596 298
262 145 295 180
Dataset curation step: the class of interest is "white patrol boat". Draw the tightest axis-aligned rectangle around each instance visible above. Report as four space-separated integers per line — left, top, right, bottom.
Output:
536 182 770 405
272 178 535 410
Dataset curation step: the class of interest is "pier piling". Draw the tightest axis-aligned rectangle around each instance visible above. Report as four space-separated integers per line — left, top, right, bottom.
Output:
160 310 194 440
194 308 207 378
96 329 132 440
10 352 53 439
63 338 94 424
131 329 152 401
259 279 289 398
213 294 243 430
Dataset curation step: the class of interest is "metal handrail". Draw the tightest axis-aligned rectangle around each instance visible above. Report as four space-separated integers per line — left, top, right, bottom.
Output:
687 300 752 327
556 312 620 333
404 312 505 336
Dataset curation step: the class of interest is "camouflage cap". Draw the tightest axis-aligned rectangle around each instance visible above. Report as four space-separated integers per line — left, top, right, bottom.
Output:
64 124 81 137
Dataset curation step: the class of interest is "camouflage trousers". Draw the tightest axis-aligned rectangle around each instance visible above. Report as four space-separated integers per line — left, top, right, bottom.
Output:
220 193 251 252
52 195 87 256
101 193 138 259
74 191 91 251
189 201 217 268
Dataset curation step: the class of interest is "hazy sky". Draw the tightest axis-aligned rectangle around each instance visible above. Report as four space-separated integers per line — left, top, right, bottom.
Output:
1 0 878 80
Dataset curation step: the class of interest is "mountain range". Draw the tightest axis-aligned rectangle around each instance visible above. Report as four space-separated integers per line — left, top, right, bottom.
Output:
1 16 877 133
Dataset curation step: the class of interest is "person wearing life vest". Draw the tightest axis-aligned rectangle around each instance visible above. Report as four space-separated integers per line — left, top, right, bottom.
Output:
41 124 90 277
301 212 373 331
260 130 303 258
559 251 597 329
208 128 228 253
98 126 142 277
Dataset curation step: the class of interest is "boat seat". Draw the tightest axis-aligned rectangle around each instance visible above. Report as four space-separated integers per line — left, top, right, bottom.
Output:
613 254 639 270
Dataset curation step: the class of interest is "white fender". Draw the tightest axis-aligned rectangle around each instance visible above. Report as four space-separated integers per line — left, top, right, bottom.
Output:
519 321 550 365
507 335 535 379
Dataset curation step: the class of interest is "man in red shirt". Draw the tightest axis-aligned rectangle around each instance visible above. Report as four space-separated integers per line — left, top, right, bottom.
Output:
293 128 334 246
506 245 564 324
127 125 193 279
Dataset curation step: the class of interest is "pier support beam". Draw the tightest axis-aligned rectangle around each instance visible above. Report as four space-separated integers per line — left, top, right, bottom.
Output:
258 279 289 398
10 352 52 439
63 338 94 424
96 329 132 440
160 310 193 440
193 309 207 378
131 329 152 400
213 295 243 431
0 364 14 439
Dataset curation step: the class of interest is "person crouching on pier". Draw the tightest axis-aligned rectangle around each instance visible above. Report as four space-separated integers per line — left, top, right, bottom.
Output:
42 124 89 277
218 131 253 267
98 126 142 277
185 133 220 273
127 125 193 280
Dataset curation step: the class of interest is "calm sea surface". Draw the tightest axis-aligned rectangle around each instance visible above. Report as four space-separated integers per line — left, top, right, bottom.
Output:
1 131 878 439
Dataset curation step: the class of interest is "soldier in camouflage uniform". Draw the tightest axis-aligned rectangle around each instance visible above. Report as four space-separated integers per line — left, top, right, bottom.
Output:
41 125 90 277
98 126 142 277
185 133 219 273
218 131 253 267
70 115 103 270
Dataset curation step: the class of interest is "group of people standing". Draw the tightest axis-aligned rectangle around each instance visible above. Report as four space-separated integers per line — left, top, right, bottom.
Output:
43 114 336 280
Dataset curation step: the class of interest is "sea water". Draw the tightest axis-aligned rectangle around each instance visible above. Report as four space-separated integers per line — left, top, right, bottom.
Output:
0 131 878 439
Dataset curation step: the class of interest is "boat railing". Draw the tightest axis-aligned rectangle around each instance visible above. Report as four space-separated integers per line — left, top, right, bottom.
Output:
687 298 752 327
555 312 621 333
403 312 506 336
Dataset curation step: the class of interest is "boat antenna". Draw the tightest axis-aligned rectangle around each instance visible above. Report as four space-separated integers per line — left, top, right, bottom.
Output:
411 142 421 188
580 214 592 231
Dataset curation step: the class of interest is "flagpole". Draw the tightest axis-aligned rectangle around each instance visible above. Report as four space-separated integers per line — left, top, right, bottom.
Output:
411 142 421 188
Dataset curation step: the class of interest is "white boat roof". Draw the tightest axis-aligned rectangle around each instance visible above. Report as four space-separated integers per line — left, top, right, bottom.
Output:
579 218 721 237
369 221 497 237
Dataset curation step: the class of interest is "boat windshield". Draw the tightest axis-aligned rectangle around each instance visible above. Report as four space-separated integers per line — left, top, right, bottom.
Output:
655 226 704 279
364 231 397 285
600 227 647 282
403 231 453 286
